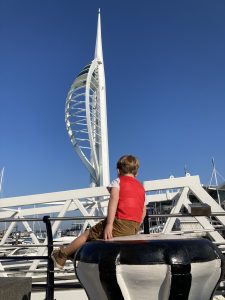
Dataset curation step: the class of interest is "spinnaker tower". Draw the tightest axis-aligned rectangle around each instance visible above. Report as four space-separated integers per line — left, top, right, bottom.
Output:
65 10 110 187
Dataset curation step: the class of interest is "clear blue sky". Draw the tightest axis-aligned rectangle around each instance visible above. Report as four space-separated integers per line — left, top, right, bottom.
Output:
0 0 225 197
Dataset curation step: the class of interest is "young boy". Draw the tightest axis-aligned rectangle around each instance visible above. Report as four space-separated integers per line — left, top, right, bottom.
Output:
51 155 146 269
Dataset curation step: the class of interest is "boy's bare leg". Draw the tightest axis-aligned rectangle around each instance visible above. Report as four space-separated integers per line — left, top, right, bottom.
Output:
64 229 90 256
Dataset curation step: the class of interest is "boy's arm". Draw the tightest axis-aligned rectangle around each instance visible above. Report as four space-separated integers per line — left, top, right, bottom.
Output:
104 187 119 240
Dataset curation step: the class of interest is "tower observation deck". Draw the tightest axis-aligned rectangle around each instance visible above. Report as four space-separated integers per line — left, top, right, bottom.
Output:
65 10 110 187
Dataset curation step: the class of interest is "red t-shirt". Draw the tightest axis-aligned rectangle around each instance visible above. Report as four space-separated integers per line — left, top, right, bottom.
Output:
114 176 145 223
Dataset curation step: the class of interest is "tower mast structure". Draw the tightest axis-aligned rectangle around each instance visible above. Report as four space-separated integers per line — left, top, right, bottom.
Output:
65 10 110 187
95 9 110 187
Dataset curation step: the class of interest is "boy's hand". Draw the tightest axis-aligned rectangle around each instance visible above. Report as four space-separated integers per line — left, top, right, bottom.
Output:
104 223 113 240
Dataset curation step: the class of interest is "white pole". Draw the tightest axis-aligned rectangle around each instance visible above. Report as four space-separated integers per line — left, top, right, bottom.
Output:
0 167 4 196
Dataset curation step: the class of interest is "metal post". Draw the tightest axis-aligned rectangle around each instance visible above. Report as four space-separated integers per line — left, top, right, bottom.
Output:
43 215 54 300
143 209 150 234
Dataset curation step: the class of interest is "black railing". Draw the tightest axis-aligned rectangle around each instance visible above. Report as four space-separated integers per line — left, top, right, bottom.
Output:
0 216 55 300
0 215 105 300
43 216 54 300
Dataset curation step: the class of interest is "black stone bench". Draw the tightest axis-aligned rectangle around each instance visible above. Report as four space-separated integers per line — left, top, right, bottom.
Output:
74 234 225 300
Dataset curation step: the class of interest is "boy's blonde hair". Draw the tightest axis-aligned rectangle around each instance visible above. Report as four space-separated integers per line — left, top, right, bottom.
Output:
117 155 139 176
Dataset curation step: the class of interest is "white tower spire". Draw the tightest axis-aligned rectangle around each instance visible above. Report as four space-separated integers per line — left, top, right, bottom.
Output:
65 10 110 187
94 9 110 186
95 9 103 61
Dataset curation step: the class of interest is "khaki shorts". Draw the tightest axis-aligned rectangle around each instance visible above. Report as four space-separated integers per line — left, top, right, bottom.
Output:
87 218 140 241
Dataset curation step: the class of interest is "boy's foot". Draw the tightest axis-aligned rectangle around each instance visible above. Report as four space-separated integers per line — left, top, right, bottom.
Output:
51 246 67 270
